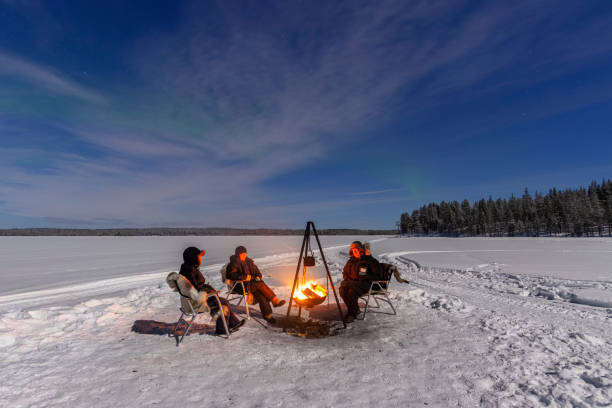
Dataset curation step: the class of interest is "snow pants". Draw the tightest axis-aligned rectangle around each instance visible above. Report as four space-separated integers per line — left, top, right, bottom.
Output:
207 296 240 334
235 280 277 319
339 280 372 317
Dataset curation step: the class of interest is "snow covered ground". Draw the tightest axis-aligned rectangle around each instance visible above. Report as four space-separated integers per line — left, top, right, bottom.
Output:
1 237 611 407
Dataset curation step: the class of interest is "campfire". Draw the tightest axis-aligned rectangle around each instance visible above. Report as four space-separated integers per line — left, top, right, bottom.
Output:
293 281 328 308
286 221 347 328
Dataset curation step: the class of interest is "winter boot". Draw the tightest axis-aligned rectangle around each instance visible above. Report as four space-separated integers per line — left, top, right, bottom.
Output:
264 314 276 324
271 297 286 308
344 313 356 323
230 319 246 333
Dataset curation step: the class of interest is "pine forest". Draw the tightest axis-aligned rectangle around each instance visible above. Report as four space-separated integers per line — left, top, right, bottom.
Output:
399 180 612 237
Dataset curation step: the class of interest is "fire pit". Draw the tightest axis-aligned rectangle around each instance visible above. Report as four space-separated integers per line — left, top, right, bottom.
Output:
293 281 328 308
285 221 346 328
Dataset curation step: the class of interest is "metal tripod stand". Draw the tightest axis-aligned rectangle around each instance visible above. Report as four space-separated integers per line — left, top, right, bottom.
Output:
285 221 346 328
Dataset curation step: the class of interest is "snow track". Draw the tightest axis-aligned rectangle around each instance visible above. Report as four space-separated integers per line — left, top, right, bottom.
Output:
382 251 612 407
1 237 611 407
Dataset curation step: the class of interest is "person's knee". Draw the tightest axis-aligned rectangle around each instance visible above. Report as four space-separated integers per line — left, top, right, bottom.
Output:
347 288 360 301
339 287 347 298
221 305 230 316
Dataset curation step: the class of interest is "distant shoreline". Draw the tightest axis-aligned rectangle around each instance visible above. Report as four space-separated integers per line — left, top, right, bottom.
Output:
0 227 397 236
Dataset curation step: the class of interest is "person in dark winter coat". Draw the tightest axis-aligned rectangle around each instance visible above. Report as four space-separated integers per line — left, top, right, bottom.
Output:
339 241 382 322
180 246 245 334
227 246 285 323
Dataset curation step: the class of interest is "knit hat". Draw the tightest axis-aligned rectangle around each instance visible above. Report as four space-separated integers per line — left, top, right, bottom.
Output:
235 245 247 256
183 246 205 266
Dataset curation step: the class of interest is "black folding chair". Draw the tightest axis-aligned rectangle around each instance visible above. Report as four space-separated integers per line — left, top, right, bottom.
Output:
358 263 397 320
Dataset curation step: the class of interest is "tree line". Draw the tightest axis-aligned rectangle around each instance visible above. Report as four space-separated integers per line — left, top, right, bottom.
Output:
399 180 612 237
0 227 397 236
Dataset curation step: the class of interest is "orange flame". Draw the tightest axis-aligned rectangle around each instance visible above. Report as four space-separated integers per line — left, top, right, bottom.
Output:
294 281 328 300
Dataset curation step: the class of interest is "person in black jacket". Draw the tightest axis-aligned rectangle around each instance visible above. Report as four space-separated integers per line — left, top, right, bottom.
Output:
339 241 382 322
227 246 285 323
180 246 245 334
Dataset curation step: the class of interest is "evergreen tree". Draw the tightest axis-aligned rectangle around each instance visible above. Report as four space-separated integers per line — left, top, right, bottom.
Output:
522 188 536 235
604 181 612 236
461 200 472 235
589 182 603 236
400 212 410 234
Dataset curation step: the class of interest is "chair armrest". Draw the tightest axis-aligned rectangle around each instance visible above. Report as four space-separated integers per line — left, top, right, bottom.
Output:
369 280 390 291
228 280 248 293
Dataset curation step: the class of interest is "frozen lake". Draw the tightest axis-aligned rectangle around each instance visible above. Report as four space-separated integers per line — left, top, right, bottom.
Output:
1 236 611 310
0 235 383 296
1 236 611 297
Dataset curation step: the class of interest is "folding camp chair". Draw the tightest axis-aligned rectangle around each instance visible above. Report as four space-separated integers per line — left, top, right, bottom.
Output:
224 279 252 319
172 291 230 344
358 263 397 320
220 262 253 319
167 272 231 345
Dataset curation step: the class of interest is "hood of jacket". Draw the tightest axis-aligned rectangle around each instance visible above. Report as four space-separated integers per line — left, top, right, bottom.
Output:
183 246 202 266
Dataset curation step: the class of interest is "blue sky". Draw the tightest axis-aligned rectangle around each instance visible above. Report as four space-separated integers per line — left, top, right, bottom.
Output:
1 0 612 229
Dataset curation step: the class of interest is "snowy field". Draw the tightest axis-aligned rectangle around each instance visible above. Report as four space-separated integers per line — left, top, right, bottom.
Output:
1 236 611 407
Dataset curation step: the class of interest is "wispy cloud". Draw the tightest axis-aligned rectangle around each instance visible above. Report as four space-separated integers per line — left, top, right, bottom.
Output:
63 126 202 158
0 51 106 104
1 1 611 227
133 0 612 156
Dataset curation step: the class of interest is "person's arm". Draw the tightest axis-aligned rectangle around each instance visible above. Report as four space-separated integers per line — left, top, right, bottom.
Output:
228 261 247 281
250 261 262 279
192 268 209 292
203 284 217 293
342 261 350 280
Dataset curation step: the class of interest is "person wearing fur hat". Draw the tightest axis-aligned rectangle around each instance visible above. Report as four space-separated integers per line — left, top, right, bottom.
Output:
227 246 286 323
339 241 382 322
179 246 245 335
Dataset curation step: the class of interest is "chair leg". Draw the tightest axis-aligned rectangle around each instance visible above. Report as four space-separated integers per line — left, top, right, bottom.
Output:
360 291 372 320
178 314 196 345
225 283 250 320
221 312 230 339
371 295 381 308
382 292 397 315
172 312 185 346
372 294 397 316
212 294 230 339
226 293 250 320
243 293 250 319
358 291 397 320
240 282 250 320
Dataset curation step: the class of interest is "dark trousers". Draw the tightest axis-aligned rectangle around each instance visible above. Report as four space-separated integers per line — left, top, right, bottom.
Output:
235 280 277 318
207 296 240 334
339 280 372 317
